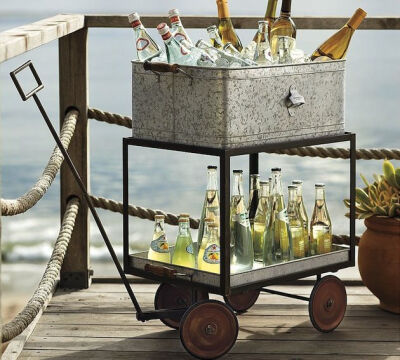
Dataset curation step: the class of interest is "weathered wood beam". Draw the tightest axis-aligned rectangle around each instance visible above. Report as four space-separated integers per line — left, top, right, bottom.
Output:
0 14 84 63
85 15 400 30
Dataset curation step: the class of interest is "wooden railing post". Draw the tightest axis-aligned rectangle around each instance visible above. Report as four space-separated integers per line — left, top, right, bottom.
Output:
59 27 91 288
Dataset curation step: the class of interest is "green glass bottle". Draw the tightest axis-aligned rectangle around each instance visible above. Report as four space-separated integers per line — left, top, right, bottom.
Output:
292 180 310 256
263 168 292 265
171 216 196 268
287 185 305 259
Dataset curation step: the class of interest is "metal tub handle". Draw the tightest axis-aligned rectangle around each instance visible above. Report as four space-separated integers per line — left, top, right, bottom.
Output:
143 61 193 85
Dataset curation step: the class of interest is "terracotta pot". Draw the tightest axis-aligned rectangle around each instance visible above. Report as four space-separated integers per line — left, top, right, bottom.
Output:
358 216 400 313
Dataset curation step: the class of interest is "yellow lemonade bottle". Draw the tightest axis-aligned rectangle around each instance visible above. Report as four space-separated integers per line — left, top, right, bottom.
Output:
148 214 170 263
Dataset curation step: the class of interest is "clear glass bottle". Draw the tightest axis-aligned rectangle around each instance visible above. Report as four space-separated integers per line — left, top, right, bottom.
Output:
197 166 220 249
168 8 193 46
248 174 260 229
216 0 243 51
292 180 310 256
253 180 270 262
230 170 254 273
310 184 332 255
180 39 216 67
207 25 224 50
197 217 215 266
253 21 272 65
269 0 296 59
157 23 195 65
128 12 164 61
198 224 220 273
311 8 367 61
253 0 278 42
263 168 292 265
148 214 170 263
223 43 258 66
172 216 196 268
287 185 305 259
196 40 249 68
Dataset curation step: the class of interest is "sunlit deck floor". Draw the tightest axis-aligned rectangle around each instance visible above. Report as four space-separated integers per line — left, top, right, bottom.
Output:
18 280 400 359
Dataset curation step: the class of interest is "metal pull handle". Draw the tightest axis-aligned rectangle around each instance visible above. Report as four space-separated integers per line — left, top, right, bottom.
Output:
143 61 193 85
10 60 44 101
286 85 305 116
144 263 177 279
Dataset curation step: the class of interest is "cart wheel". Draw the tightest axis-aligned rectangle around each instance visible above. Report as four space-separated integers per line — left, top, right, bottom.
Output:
154 283 209 329
309 275 347 333
180 300 238 359
223 288 260 313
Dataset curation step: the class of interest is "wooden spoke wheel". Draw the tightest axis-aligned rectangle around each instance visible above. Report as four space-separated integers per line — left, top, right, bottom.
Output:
180 300 238 360
154 283 209 329
223 288 260 313
309 275 347 333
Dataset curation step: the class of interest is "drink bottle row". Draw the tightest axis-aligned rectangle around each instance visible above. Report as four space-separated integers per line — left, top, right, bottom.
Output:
147 166 333 274
129 1 366 68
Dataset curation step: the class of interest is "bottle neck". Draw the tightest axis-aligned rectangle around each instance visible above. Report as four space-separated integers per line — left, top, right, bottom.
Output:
270 172 283 196
131 20 142 29
207 169 218 190
250 175 260 191
154 219 164 233
288 188 297 203
232 173 243 197
346 8 367 30
260 182 269 197
216 0 230 19
208 228 219 243
161 31 173 43
178 220 190 235
280 0 292 15
264 0 278 21
315 187 326 202
170 16 182 27
258 21 268 34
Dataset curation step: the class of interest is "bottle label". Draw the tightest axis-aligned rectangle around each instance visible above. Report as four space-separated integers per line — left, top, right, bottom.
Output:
170 16 180 24
186 244 194 255
234 213 250 227
180 44 189 55
150 235 169 253
277 208 289 224
174 32 187 43
203 244 220 264
131 20 141 28
136 38 150 51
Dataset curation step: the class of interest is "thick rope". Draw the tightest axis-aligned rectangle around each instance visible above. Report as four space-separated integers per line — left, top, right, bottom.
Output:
1 110 79 216
88 108 400 160
88 108 132 129
1 197 80 343
90 195 200 229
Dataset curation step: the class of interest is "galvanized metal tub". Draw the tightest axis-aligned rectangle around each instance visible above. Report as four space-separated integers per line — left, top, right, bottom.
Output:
132 60 345 149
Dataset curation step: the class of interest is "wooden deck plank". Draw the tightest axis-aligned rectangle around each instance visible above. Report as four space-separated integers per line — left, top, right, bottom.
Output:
16 282 400 359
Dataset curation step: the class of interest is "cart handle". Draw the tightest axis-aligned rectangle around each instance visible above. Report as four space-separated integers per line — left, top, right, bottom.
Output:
144 263 178 279
10 60 44 101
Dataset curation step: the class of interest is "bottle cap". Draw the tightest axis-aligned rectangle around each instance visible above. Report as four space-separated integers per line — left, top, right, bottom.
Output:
292 180 303 185
281 0 292 14
155 214 165 220
315 183 325 188
260 181 269 185
271 167 281 172
179 213 190 218
178 217 189 223
208 223 218 228
347 8 367 30
204 217 214 223
157 23 170 36
208 165 217 170
207 25 218 32
233 169 243 173
128 12 140 24
168 8 180 17
288 185 298 190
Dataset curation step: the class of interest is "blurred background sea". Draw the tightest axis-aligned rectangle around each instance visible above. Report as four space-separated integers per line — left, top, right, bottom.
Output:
1 0 400 323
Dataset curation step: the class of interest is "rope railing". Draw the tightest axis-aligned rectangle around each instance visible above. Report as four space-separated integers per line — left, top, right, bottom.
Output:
1 110 79 216
91 195 359 245
1 197 80 343
88 107 400 161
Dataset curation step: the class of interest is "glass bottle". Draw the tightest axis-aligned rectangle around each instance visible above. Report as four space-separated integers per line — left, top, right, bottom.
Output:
207 25 224 50
253 0 278 42
198 224 220 274
128 12 164 61
248 174 260 230
197 166 220 249
172 216 196 268
269 0 296 59
254 21 272 65
197 218 215 266
263 168 292 265
292 180 310 256
216 0 243 51
253 180 270 262
287 185 305 259
168 8 193 46
310 184 332 255
230 170 254 273
157 23 195 65
148 214 170 263
311 8 367 61
180 39 216 67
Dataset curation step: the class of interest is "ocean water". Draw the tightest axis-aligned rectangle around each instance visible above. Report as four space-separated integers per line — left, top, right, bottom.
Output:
1 1 400 281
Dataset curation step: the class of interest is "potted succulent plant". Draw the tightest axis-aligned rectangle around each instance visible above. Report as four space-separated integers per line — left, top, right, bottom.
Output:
344 160 400 313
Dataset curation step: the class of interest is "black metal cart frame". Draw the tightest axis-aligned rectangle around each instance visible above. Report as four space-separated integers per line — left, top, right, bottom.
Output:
123 133 356 297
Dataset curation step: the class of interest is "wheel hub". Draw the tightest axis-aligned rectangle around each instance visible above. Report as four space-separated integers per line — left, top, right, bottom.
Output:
205 322 218 335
